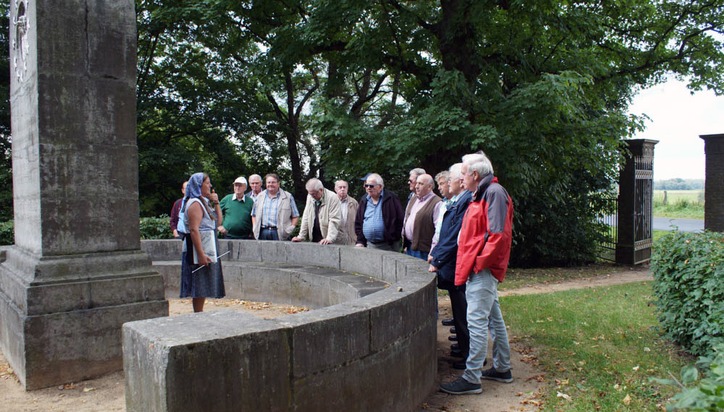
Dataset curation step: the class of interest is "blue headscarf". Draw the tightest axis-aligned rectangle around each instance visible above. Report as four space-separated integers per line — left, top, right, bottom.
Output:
184 172 205 201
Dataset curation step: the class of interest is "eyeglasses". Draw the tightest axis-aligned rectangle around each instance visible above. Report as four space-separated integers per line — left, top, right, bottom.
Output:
364 184 377 188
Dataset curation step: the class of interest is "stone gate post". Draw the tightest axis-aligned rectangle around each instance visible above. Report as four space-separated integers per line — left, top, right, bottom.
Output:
0 0 168 389
616 139 658 265
700 134 723 232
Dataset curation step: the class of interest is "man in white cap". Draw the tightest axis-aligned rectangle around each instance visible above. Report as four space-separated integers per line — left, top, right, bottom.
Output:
218 176 254 239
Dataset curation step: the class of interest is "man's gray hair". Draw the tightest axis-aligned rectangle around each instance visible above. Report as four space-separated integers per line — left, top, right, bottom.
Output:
435 170 450 183
305 178 324 191
462 152 494 177
409 168 426 177
449 163 463 180
334 180 348 188
367 173 384 188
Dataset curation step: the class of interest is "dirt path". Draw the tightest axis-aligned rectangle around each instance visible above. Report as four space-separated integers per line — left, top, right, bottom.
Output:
0 270 652 412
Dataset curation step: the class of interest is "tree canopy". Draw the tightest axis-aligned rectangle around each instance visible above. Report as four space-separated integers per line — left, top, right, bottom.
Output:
133 0 723 265
1 0 722 266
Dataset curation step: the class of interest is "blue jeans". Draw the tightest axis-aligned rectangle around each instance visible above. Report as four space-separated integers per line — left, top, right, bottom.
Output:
463 269 511 384
405 248 427 260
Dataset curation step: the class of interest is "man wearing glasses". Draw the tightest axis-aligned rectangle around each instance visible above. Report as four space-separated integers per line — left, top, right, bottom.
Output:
354 173 404 251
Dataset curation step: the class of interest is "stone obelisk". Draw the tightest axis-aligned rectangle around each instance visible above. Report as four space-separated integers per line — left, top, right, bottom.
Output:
0 0 168 389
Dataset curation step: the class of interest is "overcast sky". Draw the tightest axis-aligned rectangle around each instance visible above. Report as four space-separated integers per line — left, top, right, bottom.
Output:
628 79 723 181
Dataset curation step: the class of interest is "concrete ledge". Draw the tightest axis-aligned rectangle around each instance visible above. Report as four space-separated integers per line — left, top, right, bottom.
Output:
125 240 437 412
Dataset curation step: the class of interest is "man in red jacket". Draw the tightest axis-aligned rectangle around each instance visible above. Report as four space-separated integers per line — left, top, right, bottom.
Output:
440 151 515 396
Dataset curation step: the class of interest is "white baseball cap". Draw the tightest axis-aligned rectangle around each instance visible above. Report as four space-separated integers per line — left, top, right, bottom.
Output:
233 176 248 185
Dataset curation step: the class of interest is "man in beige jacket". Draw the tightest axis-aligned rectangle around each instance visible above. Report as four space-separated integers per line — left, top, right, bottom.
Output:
334 180 359 245
292 178 342 245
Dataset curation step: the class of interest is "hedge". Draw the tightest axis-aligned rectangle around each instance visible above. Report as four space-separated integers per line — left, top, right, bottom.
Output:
651 230 724 357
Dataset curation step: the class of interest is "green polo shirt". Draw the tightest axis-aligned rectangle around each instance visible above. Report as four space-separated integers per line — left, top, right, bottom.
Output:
220 194 254 238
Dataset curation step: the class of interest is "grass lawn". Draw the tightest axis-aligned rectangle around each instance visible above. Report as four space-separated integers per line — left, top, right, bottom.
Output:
503 282 690 411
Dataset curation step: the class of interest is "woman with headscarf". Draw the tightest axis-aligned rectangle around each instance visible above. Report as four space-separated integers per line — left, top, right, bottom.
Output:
180 172 225 312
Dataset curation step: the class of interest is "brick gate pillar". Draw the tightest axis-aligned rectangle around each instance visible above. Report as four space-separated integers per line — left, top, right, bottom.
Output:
700 134 724 232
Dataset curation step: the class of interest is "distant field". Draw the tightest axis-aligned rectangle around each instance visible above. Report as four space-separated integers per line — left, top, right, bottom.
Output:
653 189 704 204
653 189 704 219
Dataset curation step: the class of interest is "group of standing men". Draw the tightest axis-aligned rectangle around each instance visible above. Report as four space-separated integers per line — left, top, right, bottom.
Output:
168 150 515 397
170 174 359 245
351 155 515 396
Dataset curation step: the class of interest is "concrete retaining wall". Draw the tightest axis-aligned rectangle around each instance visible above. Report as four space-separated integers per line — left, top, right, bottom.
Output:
124 240 437 412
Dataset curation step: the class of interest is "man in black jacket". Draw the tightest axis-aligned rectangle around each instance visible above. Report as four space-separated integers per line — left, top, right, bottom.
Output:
355 173 404 251
429 163 473 369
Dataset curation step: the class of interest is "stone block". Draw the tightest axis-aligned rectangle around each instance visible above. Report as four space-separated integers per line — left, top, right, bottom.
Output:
340 246 384 278
124 311 291 412
280 306 370 377
259 240 290 263
287 242 341 269
367 278 436 352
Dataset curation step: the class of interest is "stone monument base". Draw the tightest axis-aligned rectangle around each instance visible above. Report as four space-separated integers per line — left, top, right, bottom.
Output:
0 247 168 390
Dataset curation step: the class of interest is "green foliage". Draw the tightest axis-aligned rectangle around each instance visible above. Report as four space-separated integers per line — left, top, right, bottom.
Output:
652 343 724 412
651 231 724 357
0 220 12 246
139 216 174 240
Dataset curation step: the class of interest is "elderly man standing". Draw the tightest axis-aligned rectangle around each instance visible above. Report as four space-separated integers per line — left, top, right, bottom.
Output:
248 174 263 201
440 152 515 395
429 164 473 370
334 180 358 245
407 168 426 201
402 174 442 260
354 173 404 251
292 178 342 244
251 173 300 241
218 176 254 239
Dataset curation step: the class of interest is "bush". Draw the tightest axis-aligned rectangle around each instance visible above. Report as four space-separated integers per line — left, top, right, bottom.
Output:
652 343 724 411
651 231 724 357
0 220 13 246
0 217 174 244
140 215 174 239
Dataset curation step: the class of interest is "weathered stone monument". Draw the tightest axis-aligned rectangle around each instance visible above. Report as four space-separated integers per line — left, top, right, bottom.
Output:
0 0 168 389
700 134 723 232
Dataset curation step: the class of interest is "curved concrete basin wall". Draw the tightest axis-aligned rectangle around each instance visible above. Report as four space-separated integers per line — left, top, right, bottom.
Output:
123 240 437 412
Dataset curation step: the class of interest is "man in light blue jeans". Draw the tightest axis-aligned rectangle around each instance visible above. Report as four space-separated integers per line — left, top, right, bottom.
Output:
440 151 515 395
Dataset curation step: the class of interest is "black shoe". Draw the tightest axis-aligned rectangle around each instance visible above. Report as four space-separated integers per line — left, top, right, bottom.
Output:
450 349 464 358
449 326 456 334
441 318 454 326
450 343 460 351
480 367 513 383
448 335 458 341
452 360 466 370
439 377 482 395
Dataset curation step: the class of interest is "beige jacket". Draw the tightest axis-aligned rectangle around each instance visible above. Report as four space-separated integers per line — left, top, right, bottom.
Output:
252 189 297 240
337 196 358 245
297 189 342 243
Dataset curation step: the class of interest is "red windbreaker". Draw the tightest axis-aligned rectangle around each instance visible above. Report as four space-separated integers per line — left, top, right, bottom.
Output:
454 176 514 286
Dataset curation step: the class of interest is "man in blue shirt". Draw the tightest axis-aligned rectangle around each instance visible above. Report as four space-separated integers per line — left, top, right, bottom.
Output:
354 173 404 251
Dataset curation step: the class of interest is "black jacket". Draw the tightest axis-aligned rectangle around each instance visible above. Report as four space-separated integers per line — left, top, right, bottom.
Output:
355 190 404 247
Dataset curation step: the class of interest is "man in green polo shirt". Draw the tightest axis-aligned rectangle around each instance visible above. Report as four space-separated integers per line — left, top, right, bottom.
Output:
218 176 254 239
